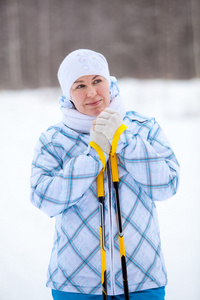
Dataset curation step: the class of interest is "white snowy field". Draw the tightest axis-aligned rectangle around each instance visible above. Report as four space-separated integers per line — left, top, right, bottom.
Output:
0 79 200 300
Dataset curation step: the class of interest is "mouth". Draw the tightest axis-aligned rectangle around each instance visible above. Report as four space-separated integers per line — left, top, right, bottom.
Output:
86 99 102 106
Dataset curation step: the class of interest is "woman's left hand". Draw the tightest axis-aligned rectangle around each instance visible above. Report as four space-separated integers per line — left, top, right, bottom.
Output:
93 108 123 140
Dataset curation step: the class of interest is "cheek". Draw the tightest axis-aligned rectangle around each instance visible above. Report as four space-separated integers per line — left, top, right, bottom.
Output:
104 89 111 105
71 91 85 106
98 86 110 101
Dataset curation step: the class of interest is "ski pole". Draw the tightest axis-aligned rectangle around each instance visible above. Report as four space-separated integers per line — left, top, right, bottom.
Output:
89 140 108 300
110 124 129 300
97 169 107 300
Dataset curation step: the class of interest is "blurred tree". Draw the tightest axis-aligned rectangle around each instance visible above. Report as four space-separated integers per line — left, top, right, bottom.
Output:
5 0 22 88
190 0 200 77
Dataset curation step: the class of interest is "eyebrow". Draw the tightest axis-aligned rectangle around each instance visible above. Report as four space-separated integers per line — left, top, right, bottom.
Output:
73 75 99 84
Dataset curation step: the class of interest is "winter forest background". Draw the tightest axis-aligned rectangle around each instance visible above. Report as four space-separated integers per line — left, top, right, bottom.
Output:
1 0 200 89
0 1 200 300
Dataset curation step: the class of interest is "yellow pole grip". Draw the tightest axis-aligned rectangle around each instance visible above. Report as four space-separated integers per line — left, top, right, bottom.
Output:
100 226 107 284
97 170 105 197
110 153 119 182
118 235 126 257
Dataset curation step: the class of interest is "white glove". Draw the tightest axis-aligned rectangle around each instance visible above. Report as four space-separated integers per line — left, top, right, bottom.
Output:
90 128 111 154
94 108 123 140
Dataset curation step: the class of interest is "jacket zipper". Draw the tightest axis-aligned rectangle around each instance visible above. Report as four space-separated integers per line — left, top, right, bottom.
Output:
107 161 115 295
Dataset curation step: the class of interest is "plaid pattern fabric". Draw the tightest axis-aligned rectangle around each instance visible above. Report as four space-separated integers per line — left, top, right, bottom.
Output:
30 111 179 295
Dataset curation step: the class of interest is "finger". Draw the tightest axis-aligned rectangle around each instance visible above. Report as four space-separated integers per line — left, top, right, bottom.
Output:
98 110 112 120
95 117 108 125
105 108 121 120
104 108 117 115
94 124 106 133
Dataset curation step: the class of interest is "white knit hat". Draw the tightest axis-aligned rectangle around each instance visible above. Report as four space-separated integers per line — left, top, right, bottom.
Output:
57 49 111 100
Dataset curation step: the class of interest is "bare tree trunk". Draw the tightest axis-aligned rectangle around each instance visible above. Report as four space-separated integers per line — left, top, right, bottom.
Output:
18 1 39 88
6 0 23 89
0 2 8 89
190 0 200 77
181 0 195 79
153 0 169 78
37 0 51 87
48 0 64 86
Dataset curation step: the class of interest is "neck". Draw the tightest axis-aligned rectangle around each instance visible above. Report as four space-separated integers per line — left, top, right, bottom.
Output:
61 95 126 134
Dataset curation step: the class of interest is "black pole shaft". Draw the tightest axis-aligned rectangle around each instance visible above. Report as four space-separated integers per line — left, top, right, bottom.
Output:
113 182 129 300
99 196 107 300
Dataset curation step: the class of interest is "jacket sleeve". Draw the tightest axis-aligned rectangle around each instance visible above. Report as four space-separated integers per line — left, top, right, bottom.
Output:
117 118 180 201
30 132 104 217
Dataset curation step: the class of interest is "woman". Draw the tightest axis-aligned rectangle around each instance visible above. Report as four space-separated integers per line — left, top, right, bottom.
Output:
30 49 180 300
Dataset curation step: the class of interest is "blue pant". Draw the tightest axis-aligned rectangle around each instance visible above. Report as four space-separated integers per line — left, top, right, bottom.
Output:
52 287 165 299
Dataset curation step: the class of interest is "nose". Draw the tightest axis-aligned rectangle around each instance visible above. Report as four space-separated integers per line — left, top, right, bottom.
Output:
86 86 97 98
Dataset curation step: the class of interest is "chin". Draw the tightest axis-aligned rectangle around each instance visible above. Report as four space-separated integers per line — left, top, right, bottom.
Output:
92 108 105 116
95 104 110 115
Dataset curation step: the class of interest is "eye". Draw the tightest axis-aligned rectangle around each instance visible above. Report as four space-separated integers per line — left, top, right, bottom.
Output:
93 79 102 84
76 84 85 89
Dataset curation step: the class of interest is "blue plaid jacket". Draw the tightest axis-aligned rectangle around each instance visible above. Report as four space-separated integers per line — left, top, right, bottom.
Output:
30 111 179 295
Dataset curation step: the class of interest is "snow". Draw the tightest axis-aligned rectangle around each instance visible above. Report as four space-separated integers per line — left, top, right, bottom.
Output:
0 79 200 300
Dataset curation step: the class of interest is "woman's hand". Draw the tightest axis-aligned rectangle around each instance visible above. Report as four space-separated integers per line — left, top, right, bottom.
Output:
90 128 111 154
90 108 123 155
92 108 123 140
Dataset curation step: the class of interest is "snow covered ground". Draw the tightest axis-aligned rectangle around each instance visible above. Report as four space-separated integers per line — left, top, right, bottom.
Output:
0 79 200 300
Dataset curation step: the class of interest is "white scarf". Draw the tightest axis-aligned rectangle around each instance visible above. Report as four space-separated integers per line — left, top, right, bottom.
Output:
61 95 127 134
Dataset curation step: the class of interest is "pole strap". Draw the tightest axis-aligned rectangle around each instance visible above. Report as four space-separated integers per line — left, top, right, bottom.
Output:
89 141 106 171
110 124 127 182
111 124 127 155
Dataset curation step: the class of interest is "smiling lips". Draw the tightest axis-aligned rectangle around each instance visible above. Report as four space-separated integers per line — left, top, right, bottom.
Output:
86 99 102 106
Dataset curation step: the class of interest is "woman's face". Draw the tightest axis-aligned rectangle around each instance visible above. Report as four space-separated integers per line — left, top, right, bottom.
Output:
70 75 110 116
